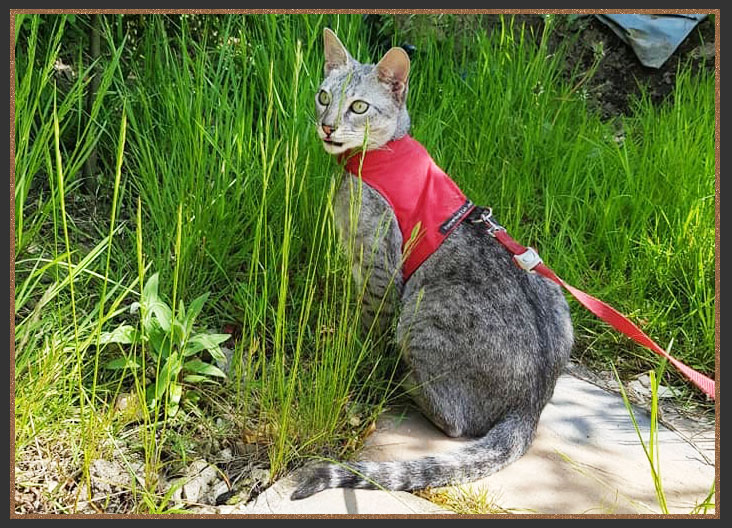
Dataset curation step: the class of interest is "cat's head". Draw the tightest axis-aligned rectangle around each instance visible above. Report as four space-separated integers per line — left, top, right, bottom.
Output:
316 28 411 155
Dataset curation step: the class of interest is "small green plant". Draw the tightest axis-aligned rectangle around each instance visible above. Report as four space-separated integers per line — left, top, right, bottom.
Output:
417 485 513 514
613 352 715 514
690 482 715 514
100 272 229 418
613 358 670 513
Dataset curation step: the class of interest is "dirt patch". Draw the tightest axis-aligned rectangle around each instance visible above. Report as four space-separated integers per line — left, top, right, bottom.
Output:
547 15 715 119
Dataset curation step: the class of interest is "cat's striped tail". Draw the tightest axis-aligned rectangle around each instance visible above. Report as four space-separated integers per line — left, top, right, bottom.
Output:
290 412 535 500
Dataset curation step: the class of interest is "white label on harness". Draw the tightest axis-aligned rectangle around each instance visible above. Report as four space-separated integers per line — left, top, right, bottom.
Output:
514 247 543 271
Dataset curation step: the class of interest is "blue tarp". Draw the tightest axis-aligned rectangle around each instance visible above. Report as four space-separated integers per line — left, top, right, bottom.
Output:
595 14 708 68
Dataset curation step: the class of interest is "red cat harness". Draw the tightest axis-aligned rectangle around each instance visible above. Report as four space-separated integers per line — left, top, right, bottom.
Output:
342 135 475 281
341 136 715 400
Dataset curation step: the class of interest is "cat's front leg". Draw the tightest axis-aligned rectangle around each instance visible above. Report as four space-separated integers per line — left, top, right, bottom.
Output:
334 174 403 335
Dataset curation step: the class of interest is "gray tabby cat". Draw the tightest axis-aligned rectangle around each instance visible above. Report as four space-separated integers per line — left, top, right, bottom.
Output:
291 28 574 500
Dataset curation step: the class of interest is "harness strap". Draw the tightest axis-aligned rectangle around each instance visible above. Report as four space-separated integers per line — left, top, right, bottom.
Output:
473 208 715 400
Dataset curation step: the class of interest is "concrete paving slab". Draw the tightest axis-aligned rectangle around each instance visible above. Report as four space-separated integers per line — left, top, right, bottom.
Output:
228 473 451 515
361 373 716 514
213 371 714 515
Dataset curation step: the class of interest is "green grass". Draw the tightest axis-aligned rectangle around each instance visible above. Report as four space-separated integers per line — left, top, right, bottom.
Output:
13 14 715 513
417 485 515 514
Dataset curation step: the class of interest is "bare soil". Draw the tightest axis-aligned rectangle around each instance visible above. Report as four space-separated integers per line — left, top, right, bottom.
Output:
551 14 715 119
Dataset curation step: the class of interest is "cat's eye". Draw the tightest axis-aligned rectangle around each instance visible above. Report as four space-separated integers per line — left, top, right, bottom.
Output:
350 100 369 114
317 90 331 106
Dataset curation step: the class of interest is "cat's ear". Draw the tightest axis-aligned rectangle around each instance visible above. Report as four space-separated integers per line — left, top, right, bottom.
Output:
323 28 351 75
375 47 410 103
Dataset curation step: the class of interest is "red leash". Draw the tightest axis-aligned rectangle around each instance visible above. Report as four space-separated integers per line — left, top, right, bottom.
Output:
474 208 716 400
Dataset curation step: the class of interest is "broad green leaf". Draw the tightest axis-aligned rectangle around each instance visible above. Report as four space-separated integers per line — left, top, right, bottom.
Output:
184 292 210 333
183 333 229 360
185 390 201 405
164 355 183 380
99 325 139 345
148 329 171 360
183 359 226 378
178 299 186 322
142 272 160 305
171 319 186 349
151 376 167 405
149 299 172 332
167 382 182 417
182 374 217 384
141 273 172 332
151 355 183 404
145 383 157 408
104 357 140 370
167 401 180 418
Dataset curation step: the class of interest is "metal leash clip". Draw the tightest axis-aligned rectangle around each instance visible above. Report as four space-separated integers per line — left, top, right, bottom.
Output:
472 207 506 238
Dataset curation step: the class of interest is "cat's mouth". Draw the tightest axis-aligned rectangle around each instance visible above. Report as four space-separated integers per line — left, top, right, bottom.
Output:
323 138 344 147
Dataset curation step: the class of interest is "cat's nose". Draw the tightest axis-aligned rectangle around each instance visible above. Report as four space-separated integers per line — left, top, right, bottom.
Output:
322 124 334 136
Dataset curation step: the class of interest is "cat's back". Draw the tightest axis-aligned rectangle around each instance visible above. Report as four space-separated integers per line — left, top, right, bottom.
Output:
405 219 567 313
399 220 573 404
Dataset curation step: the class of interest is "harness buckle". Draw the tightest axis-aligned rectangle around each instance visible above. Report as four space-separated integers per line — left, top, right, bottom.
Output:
514 247 543 272
472 207 506 237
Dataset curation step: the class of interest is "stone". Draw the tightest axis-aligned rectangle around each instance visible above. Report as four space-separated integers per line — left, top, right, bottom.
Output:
90 459 133 493
690 42 715 60
170 459 220 505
